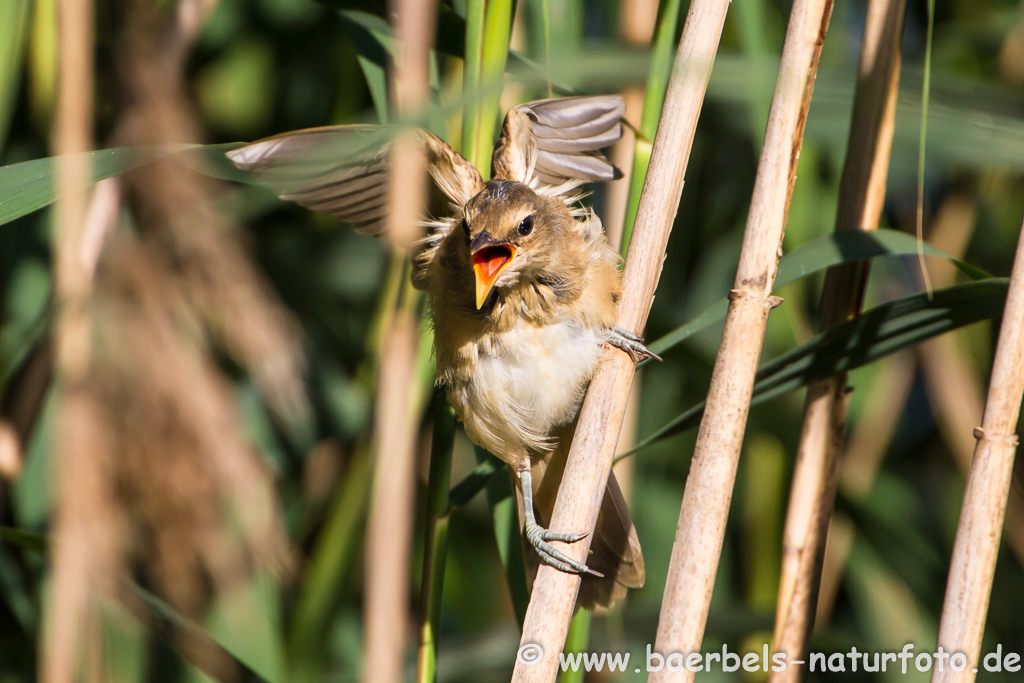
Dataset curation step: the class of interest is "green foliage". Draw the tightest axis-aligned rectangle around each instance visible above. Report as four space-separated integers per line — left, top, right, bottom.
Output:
630 279 1010 454
619 0 684 252
2 1 1024 682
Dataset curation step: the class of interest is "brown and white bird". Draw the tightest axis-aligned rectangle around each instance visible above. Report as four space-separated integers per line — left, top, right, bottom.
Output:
227 95 657 607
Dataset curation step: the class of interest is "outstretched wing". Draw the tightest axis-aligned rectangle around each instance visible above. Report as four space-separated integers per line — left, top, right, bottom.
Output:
227 125 484 237
491 95 625 190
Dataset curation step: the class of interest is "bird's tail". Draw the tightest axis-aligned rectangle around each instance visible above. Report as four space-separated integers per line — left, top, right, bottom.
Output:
516 437 645 610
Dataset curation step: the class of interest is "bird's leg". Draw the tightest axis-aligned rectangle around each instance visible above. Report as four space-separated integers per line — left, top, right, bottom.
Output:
517 459 603 577
608 326 662 362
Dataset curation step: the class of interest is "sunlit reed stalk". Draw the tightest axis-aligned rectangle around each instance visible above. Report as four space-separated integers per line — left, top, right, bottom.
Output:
362 1 437 682
916 196 1024 569
364 312 419 683
43 0 95 679
648 2 832 681
49 1 93 380
931 214 1024 683
510 2 731 680
768 0 906 678
290 41 449 673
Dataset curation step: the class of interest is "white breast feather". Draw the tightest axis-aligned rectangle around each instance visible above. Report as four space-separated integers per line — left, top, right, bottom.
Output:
451 318 605 458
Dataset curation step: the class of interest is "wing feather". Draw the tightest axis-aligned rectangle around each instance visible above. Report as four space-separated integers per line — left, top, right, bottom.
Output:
491 95 625 193
530 105 623 141
535 149 620 182
226 125 483 238
530 126 622 153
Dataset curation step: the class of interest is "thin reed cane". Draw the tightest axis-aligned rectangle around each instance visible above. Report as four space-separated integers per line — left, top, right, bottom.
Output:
362 0 437 681
768 0 907 677
648 2 833 681
509 2 732 680
42 0 96 679
931 213 1024 682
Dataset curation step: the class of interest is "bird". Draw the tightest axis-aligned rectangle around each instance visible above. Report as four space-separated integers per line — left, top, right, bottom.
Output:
227 95 658 607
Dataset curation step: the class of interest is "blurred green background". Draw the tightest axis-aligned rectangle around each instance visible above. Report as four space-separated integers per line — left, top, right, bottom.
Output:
2 0 1024 681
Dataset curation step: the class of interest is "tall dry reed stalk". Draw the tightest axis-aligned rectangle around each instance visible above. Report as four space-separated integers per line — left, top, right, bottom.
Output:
362 1 437 682
768 0 906 676
509 2 731 680
918 196 1024 568
42 0 98 678
364 313 420 683
648 2 832 681
931 214 1024 682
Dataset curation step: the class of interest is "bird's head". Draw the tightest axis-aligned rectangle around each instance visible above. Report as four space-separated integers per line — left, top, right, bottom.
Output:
459 180 575 309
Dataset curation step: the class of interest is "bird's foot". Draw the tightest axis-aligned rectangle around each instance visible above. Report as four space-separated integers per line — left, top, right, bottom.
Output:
517 463 604 578
525 522 603 577
608 326 662 363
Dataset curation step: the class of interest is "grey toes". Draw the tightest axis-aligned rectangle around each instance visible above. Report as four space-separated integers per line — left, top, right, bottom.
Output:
608 326 663 363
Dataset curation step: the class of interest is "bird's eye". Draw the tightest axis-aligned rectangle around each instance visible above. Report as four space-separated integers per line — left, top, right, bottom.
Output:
518 215 534 237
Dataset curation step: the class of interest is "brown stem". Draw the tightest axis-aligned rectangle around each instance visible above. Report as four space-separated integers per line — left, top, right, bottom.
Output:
362 1 437 682
364 314 421 683
508 2 732 681
931 212 1024 683
916 195 1024 568
43 0 95 679
647 2 832 681
767 0 906 678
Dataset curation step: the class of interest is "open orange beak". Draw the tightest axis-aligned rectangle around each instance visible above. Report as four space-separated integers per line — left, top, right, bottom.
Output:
472 243 517 309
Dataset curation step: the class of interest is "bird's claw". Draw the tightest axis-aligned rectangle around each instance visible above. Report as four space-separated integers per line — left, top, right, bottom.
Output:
526 523 603 577
609 326 662 363
517 462 603 577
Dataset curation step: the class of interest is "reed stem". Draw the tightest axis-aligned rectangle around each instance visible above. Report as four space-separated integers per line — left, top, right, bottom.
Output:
43 0 95 678
648 2 833 680
362 0 437 681
509 2 731 680
931 213 1024 682
768 0 906 677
